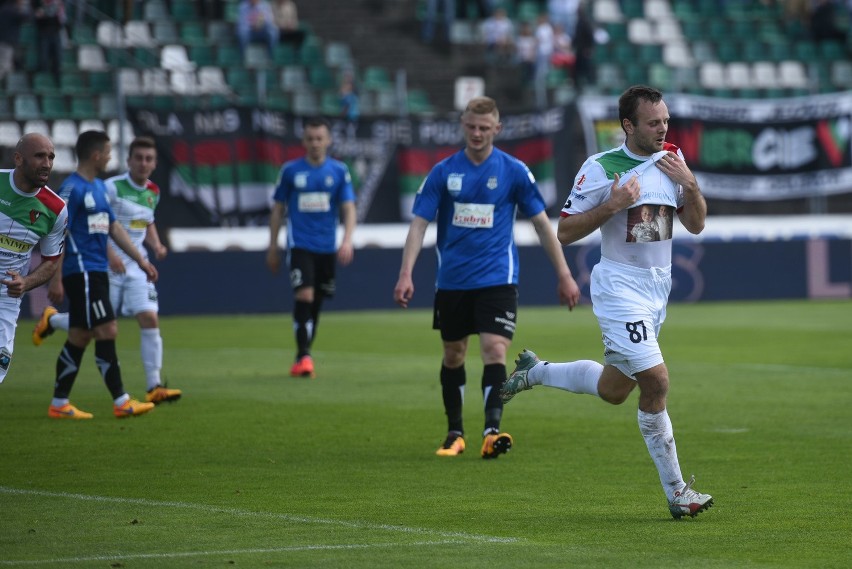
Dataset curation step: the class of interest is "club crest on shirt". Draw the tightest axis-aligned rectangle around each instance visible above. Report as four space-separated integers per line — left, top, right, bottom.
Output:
294 173 308 188
447 173 463 196
325 175 334 187
486 176 497 190
29 210 41 224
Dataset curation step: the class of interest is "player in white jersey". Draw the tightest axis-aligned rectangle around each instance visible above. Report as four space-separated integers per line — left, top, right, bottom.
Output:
0 133 67 384
501 86 714 518
32 137 181 404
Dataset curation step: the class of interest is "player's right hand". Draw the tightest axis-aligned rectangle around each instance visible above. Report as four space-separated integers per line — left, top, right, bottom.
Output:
610 173 640 210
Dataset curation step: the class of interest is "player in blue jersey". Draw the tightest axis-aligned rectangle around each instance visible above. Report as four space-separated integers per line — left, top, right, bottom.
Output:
393 96 580 459
45 130 159 420
501 85 713 518
266 117 356 379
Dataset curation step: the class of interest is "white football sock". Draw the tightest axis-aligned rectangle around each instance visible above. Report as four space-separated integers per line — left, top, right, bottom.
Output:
529 360 602 396
50 312 69 331
638 408 685 501
140 328 163 391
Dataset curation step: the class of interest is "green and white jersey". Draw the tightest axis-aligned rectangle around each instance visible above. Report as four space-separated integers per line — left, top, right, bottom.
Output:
560 143 685 269
105 173 160 266
0 170 67 291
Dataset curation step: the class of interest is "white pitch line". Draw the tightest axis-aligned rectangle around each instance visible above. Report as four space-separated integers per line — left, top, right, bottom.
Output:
0 541 466 566
0 487 518 545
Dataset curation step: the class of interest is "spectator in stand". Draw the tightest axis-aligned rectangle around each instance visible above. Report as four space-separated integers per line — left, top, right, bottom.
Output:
198 0 225 20
534 13 554 108
339 72 360 124
548 0 579 37
809 0 847 43
514 20 537 88
33 0 65 85
236 0 279 57
271 0 305 49
571 1 598 92
550 22 575 73
481 7 514 65
421 0 455 44
0 0 30 81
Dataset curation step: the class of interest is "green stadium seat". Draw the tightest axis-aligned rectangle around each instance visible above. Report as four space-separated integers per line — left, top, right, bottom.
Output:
70 97 97 120
41 95 69 120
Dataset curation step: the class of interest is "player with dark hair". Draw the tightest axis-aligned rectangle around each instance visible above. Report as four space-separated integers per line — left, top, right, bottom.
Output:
45 130 159 419
34 136 181 404
266 117 356 378
394 96 580 458
501 85 713 518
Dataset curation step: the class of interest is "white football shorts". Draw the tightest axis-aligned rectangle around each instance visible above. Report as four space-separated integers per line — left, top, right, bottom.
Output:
0 295 21 383
109 262 159 317
590 257 671 379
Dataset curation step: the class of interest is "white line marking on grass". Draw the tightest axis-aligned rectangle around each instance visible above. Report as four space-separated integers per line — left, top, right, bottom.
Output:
0 487 518 546
732 363 851 376
0 541 465 566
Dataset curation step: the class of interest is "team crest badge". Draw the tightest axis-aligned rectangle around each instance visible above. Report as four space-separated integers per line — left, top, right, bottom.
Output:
325 175 334 187
29 210 41 224
295 173 308 188
487 176 497 190
447 173 463 195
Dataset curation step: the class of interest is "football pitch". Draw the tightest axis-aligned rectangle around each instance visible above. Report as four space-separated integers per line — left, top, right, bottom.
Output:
1 299 850 568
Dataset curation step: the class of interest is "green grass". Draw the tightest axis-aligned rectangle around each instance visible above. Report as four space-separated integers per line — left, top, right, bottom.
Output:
1 299 851 568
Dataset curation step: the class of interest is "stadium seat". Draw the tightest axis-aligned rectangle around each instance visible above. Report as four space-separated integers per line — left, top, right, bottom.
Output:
41 96 69 120
78 45 109 71
699 62 726 90
593 0 624 23
70 97 97 120
51 119 78 146
170 70 199 95
292 91 318 115
143 0 170 21
117 69 143 94
5 72 30 95
23 119 50 136
281 66 309 91
0 121 22 147
180 22 207 47
725 62 752 90
752 62 780 89
778 61 809 89
52 146 76 173
96 21 124 48
142 69 171 95
197 67 231 94
60 71 89 96
245 45 271 69
830 60 852 90
161 45 196 71
153 21 179 45
78 119 106 133
13 95 41 121
124 21 155 47
98 95 119 120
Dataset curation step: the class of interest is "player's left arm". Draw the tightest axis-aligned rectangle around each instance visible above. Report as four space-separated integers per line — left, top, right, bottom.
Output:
337 200 356 266
530 211 580 310
657 151 706 235
144 222 168 260
109 221 158 282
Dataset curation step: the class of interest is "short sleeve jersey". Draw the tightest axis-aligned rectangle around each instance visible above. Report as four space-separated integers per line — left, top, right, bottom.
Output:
106 173 159 266
561 143 685 269
0 170 66 295
412 147 546 290
58 172 115 276
272 156 355 254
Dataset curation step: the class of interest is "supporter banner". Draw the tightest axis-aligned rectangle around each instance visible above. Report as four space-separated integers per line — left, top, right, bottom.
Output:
126 106 575 228
577 92 852 200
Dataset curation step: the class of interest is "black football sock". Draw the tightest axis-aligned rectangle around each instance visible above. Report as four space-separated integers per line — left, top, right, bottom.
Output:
482 363 506 434
440 363 466 434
